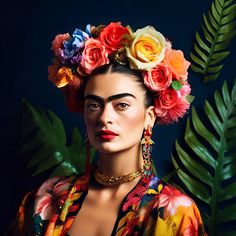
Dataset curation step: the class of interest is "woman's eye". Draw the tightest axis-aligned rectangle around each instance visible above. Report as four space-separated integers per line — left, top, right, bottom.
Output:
116 103 129 110
86 103 101 111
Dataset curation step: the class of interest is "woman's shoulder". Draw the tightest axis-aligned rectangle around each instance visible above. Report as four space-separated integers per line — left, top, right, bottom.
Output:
35 174 79 196
34 173 87 220
150 177 200 213
149 177 207 235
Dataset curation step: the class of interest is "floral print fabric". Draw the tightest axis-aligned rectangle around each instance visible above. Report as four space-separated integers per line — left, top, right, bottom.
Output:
6 173 207 236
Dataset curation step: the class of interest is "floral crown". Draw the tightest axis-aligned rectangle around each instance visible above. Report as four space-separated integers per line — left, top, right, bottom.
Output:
48 22 192 124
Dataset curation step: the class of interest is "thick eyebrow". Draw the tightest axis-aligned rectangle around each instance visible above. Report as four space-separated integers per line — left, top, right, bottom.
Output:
84 93 136 103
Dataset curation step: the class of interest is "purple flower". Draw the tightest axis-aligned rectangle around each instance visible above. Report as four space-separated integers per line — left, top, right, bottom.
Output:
60 24 92 65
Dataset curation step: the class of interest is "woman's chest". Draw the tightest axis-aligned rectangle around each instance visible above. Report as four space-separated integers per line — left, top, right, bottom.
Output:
67 189 125 236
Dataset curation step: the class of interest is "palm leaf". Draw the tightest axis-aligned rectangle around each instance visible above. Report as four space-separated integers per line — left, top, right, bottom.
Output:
172 79 236 235
190 0 236 83
19 98 95 177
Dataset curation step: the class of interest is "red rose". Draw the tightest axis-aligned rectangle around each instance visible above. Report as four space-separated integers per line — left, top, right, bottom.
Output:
156 88 178 110
99 22 130 54
51 33 70 56
78 38 109 75
143 64 172 92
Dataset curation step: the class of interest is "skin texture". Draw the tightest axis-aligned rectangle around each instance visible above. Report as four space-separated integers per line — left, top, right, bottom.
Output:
67 72 156 236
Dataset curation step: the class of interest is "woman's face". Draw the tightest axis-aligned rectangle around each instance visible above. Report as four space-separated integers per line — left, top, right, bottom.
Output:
84 72 155 154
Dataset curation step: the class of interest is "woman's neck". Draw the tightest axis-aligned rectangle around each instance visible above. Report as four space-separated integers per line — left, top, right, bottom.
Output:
97 144 143 177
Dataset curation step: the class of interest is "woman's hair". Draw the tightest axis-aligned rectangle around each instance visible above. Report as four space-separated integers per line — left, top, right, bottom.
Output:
88 63 154 108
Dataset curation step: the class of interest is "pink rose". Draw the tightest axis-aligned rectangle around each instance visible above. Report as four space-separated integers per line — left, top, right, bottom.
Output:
51 33 70 56
78 38 109 75
164 48 191 80
155 97 190 124
143 64 172 92
179 82 191 97
99 22 131 54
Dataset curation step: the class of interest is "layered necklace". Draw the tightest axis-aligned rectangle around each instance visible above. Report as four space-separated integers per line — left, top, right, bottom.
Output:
94 168 143 187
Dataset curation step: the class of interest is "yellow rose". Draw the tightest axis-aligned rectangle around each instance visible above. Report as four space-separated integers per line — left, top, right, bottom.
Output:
56 67 73 88
126 26 166 70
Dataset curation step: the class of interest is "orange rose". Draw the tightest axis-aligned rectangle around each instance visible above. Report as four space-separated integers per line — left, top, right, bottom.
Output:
164 48 190 80
55 67 73 88
99 22 130 54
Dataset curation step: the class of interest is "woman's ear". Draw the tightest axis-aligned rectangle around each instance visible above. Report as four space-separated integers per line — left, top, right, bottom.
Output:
144 106 156 129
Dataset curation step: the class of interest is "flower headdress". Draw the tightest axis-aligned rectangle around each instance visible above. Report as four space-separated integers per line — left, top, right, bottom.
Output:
48 22 192 124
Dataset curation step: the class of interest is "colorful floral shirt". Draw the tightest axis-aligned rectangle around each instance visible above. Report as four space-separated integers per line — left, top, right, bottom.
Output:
6 173 207 236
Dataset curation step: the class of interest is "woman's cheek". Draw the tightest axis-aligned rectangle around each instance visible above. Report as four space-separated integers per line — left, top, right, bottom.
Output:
121 107 145 129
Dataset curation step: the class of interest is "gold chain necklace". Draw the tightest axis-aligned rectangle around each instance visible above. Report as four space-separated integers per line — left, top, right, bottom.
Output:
94 168 143 187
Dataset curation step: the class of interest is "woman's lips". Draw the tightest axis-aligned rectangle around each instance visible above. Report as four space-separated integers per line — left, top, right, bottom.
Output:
97 130 118 140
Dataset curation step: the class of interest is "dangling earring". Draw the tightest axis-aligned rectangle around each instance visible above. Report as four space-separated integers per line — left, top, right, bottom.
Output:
85 133 91 177
141 125 155 178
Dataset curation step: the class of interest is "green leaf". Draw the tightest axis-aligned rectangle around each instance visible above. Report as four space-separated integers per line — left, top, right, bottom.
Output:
171 80 236 236
203 72 221 83
171 80 183 91
172 157 210 204
222 81 231 109
186 95 195 104
190 64 204 73
175 141 213 186
190 52 206 69
207 64 224 73
20 99 95 177
193 44 208 62
203 13 216 36
218 182 236 201
204 101 223 136
214 90 227 120
192 107 220 152
190 0 236 82
222 160 236 180
185 119 216 168
195 31 211 52
51 161 78 177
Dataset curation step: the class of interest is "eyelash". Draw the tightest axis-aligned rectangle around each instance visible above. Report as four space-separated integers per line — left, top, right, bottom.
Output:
86 102 130 112
116 102 130 110
86 103 102 111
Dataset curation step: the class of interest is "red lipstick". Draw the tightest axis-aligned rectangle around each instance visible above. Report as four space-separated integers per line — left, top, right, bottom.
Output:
97 130 118 140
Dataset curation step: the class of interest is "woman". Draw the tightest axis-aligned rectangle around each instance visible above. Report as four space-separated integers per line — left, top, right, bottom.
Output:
5 22 207 235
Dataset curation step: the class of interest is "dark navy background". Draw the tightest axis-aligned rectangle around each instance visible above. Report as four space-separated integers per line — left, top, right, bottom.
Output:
1 0 235 233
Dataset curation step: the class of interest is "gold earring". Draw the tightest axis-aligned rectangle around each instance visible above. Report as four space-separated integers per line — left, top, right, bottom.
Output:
141 125 155 178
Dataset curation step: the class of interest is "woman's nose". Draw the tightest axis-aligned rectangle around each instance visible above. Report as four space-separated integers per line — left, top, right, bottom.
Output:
98 104 114 125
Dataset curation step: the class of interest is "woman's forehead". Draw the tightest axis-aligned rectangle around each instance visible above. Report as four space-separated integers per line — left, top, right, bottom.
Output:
84 72 144 96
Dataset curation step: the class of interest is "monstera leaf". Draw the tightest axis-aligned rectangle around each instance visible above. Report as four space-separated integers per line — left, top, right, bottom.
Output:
172 80 236 236
190 0 236 83
20 98 95 177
